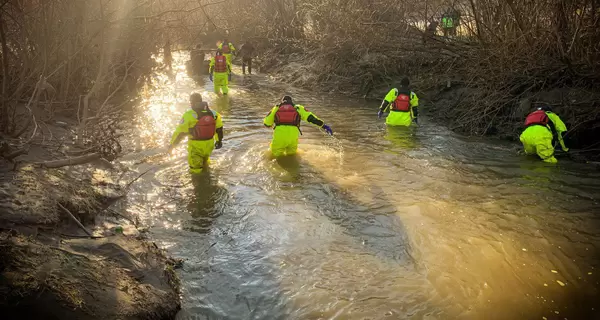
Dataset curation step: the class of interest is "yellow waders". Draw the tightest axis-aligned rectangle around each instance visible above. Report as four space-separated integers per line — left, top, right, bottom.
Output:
263 104 325 158
270 126 300 157
519 125 557 163
213 72 229 95
386 111 413 126
170 109 223 174
209 55 232 95
382 88 419 127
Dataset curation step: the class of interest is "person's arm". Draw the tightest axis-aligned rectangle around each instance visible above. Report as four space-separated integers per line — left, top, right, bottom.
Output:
379 89 397 113
547 112 569 151
209 58 215 74
215 113 224 142
410 92 419 120
230 43 236 54
263 106 278 127
227 60 232 74
169 111 192 149
296 105 324 127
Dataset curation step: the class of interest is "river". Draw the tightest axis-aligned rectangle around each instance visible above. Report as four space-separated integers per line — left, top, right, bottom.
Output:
115 53 600 320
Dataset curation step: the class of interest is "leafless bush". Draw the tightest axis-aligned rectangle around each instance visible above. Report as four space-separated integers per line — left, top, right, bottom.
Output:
207 0 599 145
0 0 216 161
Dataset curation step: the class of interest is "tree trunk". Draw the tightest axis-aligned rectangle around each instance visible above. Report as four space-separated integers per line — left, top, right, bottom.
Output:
469 0 485 43
0 12 10 133
504 0 532 47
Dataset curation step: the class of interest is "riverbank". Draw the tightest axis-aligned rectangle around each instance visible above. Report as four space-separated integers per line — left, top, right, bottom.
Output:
0 119 181 319
254 35 600 162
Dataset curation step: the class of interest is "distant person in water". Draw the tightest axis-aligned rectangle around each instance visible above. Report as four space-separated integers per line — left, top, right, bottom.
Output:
238 41 256 75
520 105 568 163
163 40 172 69
263 95 333 157
217 39 236 65
209 50 232 95
168 93 224 173
378 77 419 126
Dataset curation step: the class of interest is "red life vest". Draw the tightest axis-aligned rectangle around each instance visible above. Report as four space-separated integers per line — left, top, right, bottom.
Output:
392 89 412 112
221 43 230 54
214 55 227 73
275 104 300 126
524 110 549 127
191 111 216 140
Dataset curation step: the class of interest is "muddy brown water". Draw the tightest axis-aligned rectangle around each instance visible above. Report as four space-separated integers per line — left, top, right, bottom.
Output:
115 53 600 320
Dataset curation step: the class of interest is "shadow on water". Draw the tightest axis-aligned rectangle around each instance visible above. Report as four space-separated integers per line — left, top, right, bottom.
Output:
274 155 301 180
271 151 414 264
260 145 435 318
177 169 290 320
185 172 229 234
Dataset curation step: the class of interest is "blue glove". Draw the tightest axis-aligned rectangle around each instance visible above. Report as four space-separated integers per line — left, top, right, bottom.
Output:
209 73 213 82
377 110 383 119
228 73 232 81
214 140 222 149
322 124 333 135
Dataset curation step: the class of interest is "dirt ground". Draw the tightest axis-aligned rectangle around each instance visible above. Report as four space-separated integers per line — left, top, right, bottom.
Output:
0 120 181 319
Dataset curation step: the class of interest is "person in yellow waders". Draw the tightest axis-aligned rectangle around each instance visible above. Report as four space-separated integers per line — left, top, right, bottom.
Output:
168 93 224 174
218 39 236 65
263 95 333 157
519 106 568 163
209 50 232 95
378 77 419 126
441 11 454 37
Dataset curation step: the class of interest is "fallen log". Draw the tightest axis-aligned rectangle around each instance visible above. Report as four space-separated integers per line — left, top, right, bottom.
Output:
4 148 28 160
36 152 101 168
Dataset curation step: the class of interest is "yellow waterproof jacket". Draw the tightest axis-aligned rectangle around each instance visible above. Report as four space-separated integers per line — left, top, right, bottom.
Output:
382 88 419 114
442 16 454 28
209 56 232 74
218 42 236 54
170 108 223 146
263 104 324 129
381 88 419 127
546 112 568 151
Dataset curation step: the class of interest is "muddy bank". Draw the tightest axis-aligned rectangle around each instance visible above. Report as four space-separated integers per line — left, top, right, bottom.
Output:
0 121 181 319
257 47 600 162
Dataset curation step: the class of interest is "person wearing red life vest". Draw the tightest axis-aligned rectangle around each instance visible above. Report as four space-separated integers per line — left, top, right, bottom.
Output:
263 95 333 157
377 77 419 126
217 39 236 64
519 105 568 163
209 50 232 95
168 93 224 173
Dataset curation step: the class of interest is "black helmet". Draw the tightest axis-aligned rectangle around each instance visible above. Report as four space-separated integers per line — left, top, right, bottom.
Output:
400 77 410 87
282 95 293 105
539 105 552 112
190 93 204 108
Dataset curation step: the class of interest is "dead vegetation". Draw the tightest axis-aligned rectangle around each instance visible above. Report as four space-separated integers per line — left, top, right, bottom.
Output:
209 0 600 154
0 2 208 316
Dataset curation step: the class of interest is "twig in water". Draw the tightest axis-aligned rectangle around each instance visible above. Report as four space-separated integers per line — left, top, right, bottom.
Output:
125 166 154 189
